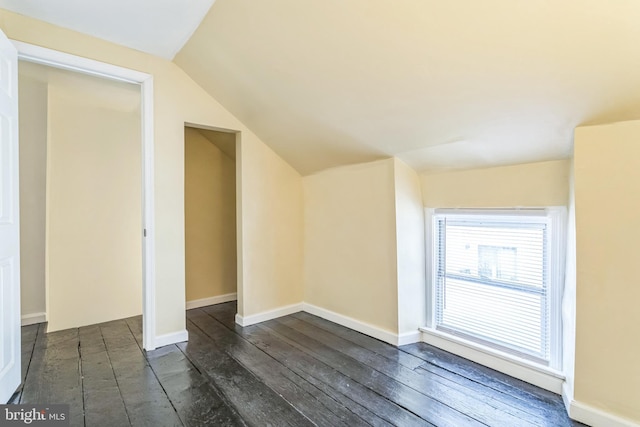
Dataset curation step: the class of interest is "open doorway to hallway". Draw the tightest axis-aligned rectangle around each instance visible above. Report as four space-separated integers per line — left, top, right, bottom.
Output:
18 60 143 333
184 126 238 310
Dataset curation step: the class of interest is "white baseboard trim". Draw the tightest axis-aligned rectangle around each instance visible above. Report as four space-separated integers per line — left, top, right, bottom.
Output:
186 293 237 310
397 330 422 346
562 381 573 415
564 394 640 427
302 303 399 345
233 301 418 347
235 302 303 327
21 312 46 326
154 330 189 348
419 327 564 394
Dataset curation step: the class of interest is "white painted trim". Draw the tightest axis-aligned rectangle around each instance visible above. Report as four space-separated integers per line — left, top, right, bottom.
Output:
427 207 565 370
233 302 417 346
235 303 303 327
154 330 188 349
14 41 157 351
21 312 46 326
13 41 150 84
140 76 156 352
235 132 244 331
186 293 237 310
562 381 573 416
420 327 564 393
424 208 436 329
565 397 640 427
397 330 422 346
547 206 567 370
302 303 399 345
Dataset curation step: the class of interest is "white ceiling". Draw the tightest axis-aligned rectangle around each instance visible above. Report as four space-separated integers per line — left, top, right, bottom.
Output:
176 0 640 175
6 1 640 175
0 0 215 59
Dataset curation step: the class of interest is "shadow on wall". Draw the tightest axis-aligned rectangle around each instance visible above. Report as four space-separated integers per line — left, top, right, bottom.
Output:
184 126 237 309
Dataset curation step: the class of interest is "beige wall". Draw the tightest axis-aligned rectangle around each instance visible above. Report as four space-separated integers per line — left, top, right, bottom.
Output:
302 157 426 340
393 158 426 336
185 127 236 302
573 121 640 423
239 133 304 316
46 83 142 332
18 73 47 319
2 10 304 335
304 159 398 333
421 159 571 207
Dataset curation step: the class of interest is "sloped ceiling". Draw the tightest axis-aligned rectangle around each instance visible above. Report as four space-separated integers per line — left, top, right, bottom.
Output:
175 0 640 175
5 1 640 175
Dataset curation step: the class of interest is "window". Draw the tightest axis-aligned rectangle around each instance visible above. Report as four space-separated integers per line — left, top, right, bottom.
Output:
429 209 564 369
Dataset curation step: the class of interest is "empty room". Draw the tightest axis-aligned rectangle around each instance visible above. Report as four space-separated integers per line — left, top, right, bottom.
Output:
0 1 638 427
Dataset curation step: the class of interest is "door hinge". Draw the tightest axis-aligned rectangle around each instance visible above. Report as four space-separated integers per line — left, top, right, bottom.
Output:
144 229 147 237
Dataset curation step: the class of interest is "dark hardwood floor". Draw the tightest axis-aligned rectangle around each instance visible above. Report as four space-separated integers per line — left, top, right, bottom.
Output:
12 302 585 426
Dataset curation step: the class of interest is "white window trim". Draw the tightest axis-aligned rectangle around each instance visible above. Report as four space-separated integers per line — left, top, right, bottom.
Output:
423 207 567 393
419 326 565 393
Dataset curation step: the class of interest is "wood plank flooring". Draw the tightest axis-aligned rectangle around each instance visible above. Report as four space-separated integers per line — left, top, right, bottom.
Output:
13 302 586 426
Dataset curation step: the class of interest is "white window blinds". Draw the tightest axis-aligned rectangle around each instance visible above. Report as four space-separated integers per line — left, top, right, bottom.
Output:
433 211 555 365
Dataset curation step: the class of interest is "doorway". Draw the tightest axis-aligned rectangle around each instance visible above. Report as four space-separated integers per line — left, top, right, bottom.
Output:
18 60 142 332
184 126 238 309
15 41 156 350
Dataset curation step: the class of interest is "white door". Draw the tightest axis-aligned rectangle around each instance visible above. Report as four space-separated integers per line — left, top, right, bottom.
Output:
0 29 20 404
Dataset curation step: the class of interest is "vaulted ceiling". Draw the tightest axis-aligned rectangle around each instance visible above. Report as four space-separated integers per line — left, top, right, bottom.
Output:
5 0 640 175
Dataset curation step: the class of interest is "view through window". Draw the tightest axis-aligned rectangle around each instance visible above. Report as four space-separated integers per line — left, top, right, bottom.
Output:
432 210 562 367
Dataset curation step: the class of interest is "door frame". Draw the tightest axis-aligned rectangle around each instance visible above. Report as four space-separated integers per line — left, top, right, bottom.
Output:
14 41 158 351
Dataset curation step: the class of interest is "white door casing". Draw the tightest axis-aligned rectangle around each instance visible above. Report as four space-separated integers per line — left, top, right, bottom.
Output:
14 41 157 351
0 29 20 403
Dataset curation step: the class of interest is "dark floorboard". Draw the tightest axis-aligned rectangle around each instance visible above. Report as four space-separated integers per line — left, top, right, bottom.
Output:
13 302 586 426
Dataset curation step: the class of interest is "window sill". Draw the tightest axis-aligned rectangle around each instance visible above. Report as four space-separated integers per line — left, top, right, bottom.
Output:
419 327 565 394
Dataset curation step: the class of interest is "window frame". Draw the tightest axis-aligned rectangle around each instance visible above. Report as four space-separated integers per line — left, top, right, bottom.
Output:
425 208 566 371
